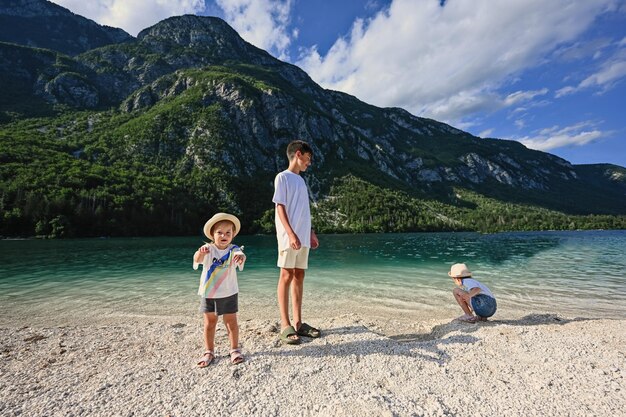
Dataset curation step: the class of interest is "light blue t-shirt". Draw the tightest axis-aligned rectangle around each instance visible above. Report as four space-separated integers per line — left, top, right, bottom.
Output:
462 278 495 299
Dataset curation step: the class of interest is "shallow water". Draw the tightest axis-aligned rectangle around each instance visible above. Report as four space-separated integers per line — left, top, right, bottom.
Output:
1 230 625 324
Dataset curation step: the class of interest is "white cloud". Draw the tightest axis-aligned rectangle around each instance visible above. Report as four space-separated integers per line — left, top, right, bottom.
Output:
50 0 206 36
518 122 607 151
555 86 578 98
216 0 294 60
478 128 494 138
557 50 626 96
424 88 549 122
296 0 617 126
553 38 612 62
580 58 626 90
555 59 626 98
504 89 549 106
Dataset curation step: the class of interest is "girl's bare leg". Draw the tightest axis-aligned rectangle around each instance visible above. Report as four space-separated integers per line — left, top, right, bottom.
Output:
222 313 239 350
453 288 473 315
203 312 218 351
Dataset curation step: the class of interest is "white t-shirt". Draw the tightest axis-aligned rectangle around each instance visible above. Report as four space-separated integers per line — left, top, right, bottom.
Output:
272 170 311 251
193 244 245 299
462 278 495 299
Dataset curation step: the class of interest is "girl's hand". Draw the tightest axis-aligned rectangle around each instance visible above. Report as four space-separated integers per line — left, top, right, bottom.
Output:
199 244 209 254
232 246 244 264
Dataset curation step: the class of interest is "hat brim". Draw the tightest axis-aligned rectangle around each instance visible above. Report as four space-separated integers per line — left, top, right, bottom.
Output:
203 213 240 240
448 271 472 278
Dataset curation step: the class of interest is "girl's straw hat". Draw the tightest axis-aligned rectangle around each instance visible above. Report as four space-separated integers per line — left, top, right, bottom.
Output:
203 213 241 240
448 263 472 278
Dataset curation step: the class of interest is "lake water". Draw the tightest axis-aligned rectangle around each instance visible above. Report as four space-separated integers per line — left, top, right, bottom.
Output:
1 231 625 325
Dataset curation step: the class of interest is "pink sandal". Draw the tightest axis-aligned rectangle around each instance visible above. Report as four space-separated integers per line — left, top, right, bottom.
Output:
456 314 477 323
197 351 214 368
230 348 244 365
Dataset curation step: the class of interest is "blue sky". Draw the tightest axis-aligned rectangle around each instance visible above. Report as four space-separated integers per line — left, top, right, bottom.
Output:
51 0 626 167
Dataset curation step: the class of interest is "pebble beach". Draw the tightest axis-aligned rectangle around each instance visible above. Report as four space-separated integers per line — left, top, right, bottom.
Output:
1 308 624 417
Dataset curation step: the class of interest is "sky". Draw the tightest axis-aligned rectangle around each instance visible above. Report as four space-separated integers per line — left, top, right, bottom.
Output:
50 0 626 167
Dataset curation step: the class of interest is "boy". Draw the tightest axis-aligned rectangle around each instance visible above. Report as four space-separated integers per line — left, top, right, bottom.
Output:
449 263 497 323
193 213 246 366
272 140 320 345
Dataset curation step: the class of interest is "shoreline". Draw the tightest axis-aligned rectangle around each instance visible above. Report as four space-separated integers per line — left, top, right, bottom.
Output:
2 295 623 328
2 227 626 241
1 310 624 416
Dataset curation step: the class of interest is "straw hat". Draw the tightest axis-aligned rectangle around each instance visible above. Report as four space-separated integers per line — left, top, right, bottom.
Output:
448 263 472 278
203 213 240 240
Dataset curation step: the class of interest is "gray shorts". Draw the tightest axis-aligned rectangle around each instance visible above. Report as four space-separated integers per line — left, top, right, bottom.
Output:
199 293 238 315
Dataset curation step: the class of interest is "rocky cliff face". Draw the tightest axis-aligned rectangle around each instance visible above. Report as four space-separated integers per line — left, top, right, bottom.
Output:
114 60 606 210
0 42 101 110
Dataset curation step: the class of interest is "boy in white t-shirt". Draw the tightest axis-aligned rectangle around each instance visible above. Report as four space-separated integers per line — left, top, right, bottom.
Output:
272 140 320 345
193 213 246 366
448 263 497 323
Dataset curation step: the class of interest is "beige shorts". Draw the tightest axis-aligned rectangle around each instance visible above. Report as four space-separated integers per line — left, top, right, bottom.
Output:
277 247 310 269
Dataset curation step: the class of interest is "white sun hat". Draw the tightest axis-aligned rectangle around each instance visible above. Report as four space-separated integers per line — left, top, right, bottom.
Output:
448 263 472 278
203 213 241 241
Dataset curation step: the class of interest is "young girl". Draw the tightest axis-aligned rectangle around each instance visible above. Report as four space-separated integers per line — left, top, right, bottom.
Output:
193 213 246 366
449 263 497 323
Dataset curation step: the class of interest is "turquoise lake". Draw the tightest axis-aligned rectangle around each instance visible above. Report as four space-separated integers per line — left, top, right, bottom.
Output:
1 230 625 325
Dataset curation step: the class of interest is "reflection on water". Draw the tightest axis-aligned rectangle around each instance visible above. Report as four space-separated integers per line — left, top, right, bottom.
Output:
1 231 625 322
316 232 561 267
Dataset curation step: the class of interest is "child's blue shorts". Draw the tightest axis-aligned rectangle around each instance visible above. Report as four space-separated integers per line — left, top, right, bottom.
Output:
471 294 497 318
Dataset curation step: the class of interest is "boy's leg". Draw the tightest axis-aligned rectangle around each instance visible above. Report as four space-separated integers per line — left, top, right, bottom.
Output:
203 312 218 351
277 267 299 341
291 268 305 330
278 267 294 328
453 288 473 316
222 313 239 350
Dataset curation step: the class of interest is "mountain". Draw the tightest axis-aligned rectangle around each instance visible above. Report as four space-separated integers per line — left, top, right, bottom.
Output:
0 12 625 238
0 0 132 56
